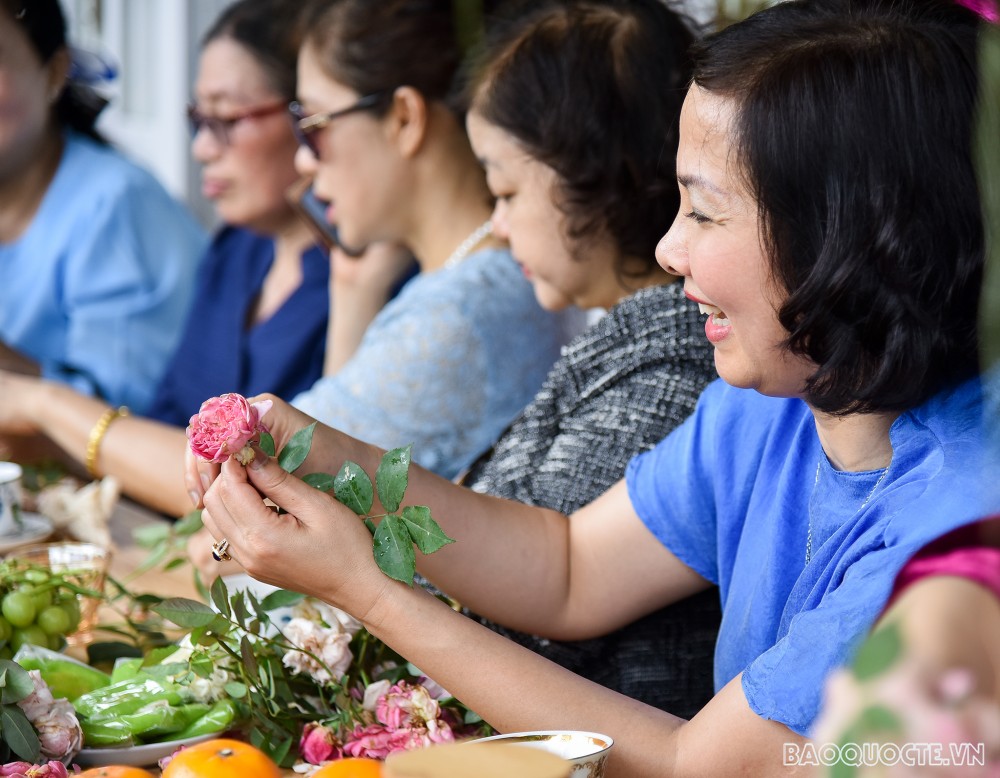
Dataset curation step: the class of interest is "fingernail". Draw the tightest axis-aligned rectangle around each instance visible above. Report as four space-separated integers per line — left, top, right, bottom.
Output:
188 490 200 507
249 445 269 470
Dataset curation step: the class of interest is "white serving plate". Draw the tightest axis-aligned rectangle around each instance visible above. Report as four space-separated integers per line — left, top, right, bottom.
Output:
73 733 218 767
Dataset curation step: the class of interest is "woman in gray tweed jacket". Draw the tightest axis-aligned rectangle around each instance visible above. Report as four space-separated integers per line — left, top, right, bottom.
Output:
459 0 720 717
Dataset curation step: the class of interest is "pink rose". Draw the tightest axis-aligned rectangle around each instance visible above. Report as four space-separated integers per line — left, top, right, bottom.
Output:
0 763 69 778
186 393 272 464
343 723 395 760
300 721 344 765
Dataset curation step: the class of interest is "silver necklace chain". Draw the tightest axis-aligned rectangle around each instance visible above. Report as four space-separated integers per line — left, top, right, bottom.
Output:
443 220 494 269
805 460 889 567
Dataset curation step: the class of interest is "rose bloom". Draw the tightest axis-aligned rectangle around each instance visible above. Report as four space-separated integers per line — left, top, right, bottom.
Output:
282 617 354 685
15 671 83 762
300 721 344 765
186 393 272 464
0 763 69 778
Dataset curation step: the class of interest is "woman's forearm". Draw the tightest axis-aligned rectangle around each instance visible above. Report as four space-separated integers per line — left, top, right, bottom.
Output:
28 382 192 516
362 581 686 778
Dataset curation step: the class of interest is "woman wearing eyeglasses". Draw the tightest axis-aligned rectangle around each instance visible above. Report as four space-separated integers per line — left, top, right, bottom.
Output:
0 0 362 516
0 0 205 411
276 0 565 481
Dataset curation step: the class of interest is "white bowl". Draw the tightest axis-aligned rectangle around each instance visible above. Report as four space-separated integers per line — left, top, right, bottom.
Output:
470 730 614 777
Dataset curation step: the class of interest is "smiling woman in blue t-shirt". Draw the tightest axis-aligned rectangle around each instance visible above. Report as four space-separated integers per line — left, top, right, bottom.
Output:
192 0 1000 773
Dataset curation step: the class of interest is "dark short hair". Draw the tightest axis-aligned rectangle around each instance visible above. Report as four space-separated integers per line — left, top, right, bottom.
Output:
1 0 105 142
203 0 309 101
691 0 985 414
302 0 498 119
470 0 694 280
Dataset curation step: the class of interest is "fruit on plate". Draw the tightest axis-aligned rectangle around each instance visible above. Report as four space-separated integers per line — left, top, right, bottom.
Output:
77 767 156 778
312 758 383 777
161 738 281 778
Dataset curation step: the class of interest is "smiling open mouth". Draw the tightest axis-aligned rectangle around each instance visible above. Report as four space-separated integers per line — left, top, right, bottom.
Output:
697 302 731 327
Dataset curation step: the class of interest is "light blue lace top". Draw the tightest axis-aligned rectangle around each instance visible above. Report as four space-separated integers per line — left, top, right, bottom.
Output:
292 247 563 479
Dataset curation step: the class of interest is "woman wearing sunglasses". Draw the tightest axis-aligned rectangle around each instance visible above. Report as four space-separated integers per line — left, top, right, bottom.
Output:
0 0 205 412
278 0 565 481
0 0 349 515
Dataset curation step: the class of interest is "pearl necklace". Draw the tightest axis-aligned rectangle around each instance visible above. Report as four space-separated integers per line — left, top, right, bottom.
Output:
805 459 889 566
443 220 493 269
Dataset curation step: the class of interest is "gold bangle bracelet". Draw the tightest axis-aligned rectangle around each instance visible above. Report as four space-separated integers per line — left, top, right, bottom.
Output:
85 406 130 479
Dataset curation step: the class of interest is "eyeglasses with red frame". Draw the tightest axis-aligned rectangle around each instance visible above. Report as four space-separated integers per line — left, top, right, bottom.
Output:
186 101 288 146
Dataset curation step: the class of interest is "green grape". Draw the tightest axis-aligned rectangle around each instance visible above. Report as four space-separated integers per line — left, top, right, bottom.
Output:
19 583 53 613
11 624 48 651
0 615 12 643
37 605 71 636
23 569 50 585
59 596 82 633
2 590 37 628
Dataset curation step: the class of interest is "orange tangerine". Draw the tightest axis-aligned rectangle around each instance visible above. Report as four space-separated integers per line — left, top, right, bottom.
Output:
311 758 383 778
160 737 281 778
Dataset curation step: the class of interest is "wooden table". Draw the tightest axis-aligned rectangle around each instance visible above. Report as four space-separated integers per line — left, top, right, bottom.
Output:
106 499 199 600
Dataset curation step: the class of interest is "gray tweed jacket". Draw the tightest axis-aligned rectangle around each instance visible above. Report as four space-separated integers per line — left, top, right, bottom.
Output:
463 281 721 717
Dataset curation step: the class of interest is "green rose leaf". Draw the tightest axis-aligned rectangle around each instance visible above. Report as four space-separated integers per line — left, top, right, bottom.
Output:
852 622 903 681
259 432 276 458
210 576 231 618
261 589 306 611
152 597 219 629
133 523 170 548
0 704 40 763
373 514 416 585
240 635 260 681
334 462 374 516
278 422 316 473
302 472 336 492
0 659 36 704
376 445 411 513
401 506 455 554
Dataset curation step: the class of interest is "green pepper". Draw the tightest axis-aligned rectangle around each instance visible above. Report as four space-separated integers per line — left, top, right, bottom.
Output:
73 677 186 720
119 701 192 740
16 656 112 700
172 697 240 739
110 657 144 684
81 716 134 748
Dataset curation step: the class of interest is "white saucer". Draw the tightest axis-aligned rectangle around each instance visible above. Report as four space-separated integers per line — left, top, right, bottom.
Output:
0 512 54 554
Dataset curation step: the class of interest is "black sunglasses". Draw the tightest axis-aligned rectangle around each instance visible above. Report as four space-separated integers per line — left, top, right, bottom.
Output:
287 91 392 157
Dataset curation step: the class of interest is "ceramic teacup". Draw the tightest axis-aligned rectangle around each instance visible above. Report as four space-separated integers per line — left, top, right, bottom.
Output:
0 461 24 537
470 730 614 777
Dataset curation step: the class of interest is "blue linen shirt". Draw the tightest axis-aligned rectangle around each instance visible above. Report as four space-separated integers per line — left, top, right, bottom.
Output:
144 227 330 427
292 247 564 480
626 377 1000 735
0 132 206 412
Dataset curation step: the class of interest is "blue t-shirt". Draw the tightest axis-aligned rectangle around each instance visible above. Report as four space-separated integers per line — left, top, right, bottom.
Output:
145 226 330 427
293 247 564 480
0 132 206 412
626 377 1000 735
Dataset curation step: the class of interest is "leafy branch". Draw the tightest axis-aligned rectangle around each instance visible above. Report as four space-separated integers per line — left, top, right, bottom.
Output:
261 425 455 585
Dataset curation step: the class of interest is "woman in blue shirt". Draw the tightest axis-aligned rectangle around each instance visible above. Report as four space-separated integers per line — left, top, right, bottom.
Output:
194 0 1000 773
0 0 205 410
